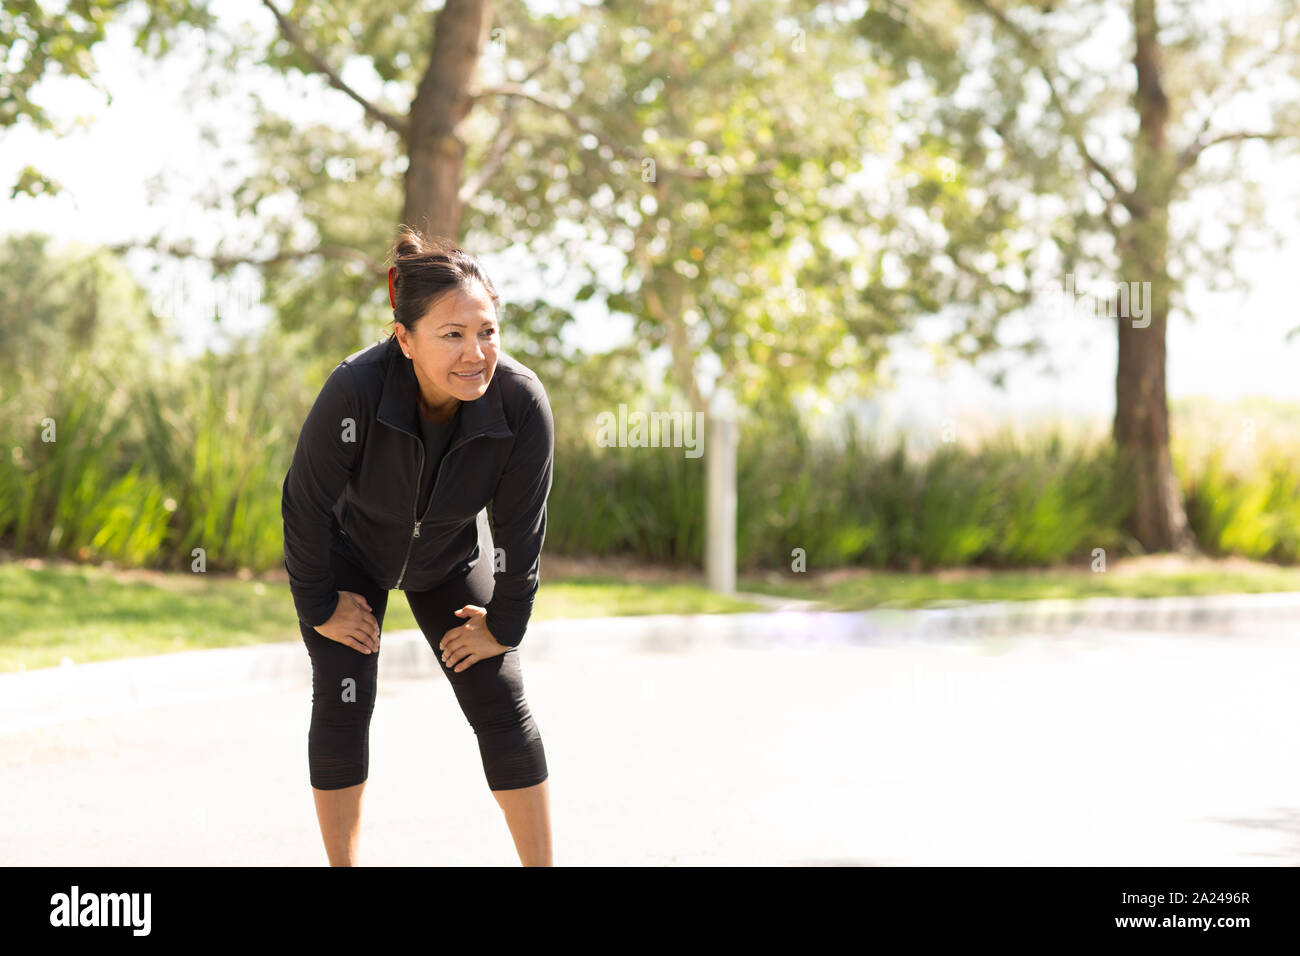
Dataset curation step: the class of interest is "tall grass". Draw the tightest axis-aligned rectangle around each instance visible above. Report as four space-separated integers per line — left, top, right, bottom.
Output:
1175 399 1300 563
545 412 705 562
4 344 1299 573
0 336 304 572
717 410 1130 572
2 359 172 561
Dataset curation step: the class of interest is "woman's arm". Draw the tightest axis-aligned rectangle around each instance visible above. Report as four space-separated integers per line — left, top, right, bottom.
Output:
281 362 361 628
482 382 555 648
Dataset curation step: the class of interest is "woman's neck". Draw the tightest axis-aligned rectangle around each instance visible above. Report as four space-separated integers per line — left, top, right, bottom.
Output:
419 395 460 425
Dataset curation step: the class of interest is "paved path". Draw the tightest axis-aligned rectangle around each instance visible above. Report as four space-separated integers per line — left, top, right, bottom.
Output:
730 590 827 611
3 622 1298 865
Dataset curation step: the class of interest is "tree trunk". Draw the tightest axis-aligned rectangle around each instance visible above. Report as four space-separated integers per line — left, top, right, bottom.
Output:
1115 0 1194 552
402 0 494 241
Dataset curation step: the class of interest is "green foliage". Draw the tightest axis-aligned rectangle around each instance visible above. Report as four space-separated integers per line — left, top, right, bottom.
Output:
198 0 953 413
723 411 1132 572
4 241 1299 579
0 233 166 383
1183 450 1300 564
10 0 1300 579
1174 398 1300 563
546 403 706 563
0 233 310 572
979 428 1132 565
0 0 217 195
9 341 1300 574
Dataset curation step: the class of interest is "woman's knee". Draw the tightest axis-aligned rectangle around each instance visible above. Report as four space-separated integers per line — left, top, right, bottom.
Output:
446 650 531 714
306 667 377 789
475 712 548 790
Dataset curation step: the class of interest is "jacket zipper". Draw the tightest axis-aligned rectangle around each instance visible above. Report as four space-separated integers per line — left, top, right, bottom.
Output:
393 432 471 590
376 385 512 589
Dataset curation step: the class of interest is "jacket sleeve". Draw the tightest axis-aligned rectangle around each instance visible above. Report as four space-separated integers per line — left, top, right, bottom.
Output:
483 382 554 648
281 362 361 628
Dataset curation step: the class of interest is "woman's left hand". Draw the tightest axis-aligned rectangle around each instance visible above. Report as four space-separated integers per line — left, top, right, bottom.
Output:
439 605 508 672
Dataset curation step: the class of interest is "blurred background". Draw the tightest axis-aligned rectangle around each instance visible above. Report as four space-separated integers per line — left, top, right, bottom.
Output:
9 0 1300 869
3 0 1300 664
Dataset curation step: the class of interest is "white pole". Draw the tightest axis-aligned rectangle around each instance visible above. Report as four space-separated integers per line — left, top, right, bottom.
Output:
706 387 737 594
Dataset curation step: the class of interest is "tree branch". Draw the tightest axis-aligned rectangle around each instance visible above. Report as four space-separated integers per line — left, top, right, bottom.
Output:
1174 30 1287 175
259 0 408 137
459 95 522 204
460 58 548 202
107 236 385 275
471 81 676 171
1177 130 1292 171
964 0 1131 210
469 82 776 180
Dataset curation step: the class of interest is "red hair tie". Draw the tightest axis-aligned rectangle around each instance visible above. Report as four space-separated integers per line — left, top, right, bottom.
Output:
387 266 397 310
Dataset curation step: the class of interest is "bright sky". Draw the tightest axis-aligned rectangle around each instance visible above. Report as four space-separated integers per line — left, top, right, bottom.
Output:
4 0 1299 438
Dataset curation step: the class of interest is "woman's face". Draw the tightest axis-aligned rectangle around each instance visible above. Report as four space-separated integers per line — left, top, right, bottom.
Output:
397 282 499 414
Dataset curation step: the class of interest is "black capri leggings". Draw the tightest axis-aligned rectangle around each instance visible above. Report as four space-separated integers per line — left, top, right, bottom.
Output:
299 526 548 792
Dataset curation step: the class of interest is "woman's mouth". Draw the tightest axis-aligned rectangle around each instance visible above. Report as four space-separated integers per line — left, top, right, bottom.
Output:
453 369 483 380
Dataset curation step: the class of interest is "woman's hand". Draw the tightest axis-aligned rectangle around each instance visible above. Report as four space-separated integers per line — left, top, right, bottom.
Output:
313 590 380 654
439 605 508 672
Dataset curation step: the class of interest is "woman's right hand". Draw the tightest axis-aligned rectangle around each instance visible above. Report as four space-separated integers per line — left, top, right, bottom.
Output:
313 590 380 654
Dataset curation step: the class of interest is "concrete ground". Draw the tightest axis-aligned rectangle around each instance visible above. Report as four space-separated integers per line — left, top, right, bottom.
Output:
3 622 1299 866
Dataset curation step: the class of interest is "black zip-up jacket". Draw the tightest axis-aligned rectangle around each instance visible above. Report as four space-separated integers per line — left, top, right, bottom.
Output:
280 334 554 647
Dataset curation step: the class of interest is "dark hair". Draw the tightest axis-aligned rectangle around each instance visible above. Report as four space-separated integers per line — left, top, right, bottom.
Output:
385 225 501 342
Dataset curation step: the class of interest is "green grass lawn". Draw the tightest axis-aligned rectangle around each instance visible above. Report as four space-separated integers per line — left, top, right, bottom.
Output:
741 560 1300 609
1 559 766 672
7 555 1300 673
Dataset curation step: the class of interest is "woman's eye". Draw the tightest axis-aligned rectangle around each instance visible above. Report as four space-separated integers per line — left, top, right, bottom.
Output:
443 330 497 339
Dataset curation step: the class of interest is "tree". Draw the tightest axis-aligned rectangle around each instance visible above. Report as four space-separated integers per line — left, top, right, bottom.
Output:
104 0 965 421
24 1 1061 448
846 0 1300 552
0 232 167 383
468 0 907 416
0 0 215 197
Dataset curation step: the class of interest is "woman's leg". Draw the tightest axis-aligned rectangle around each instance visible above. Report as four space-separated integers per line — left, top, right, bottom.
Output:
405 555 553 865
311 781 366 867
300 534 390 866
489 778 553 867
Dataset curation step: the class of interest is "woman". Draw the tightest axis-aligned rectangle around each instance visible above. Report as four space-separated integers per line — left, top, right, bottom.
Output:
280 226 554 866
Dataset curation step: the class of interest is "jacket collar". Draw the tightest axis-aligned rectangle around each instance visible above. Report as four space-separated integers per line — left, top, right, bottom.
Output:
376 335 512 441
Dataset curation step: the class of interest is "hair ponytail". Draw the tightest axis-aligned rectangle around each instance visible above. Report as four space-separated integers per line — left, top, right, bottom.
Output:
385 226 501 343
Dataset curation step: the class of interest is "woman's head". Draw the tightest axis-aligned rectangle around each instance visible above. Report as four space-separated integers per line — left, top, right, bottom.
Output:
386 226 501 411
